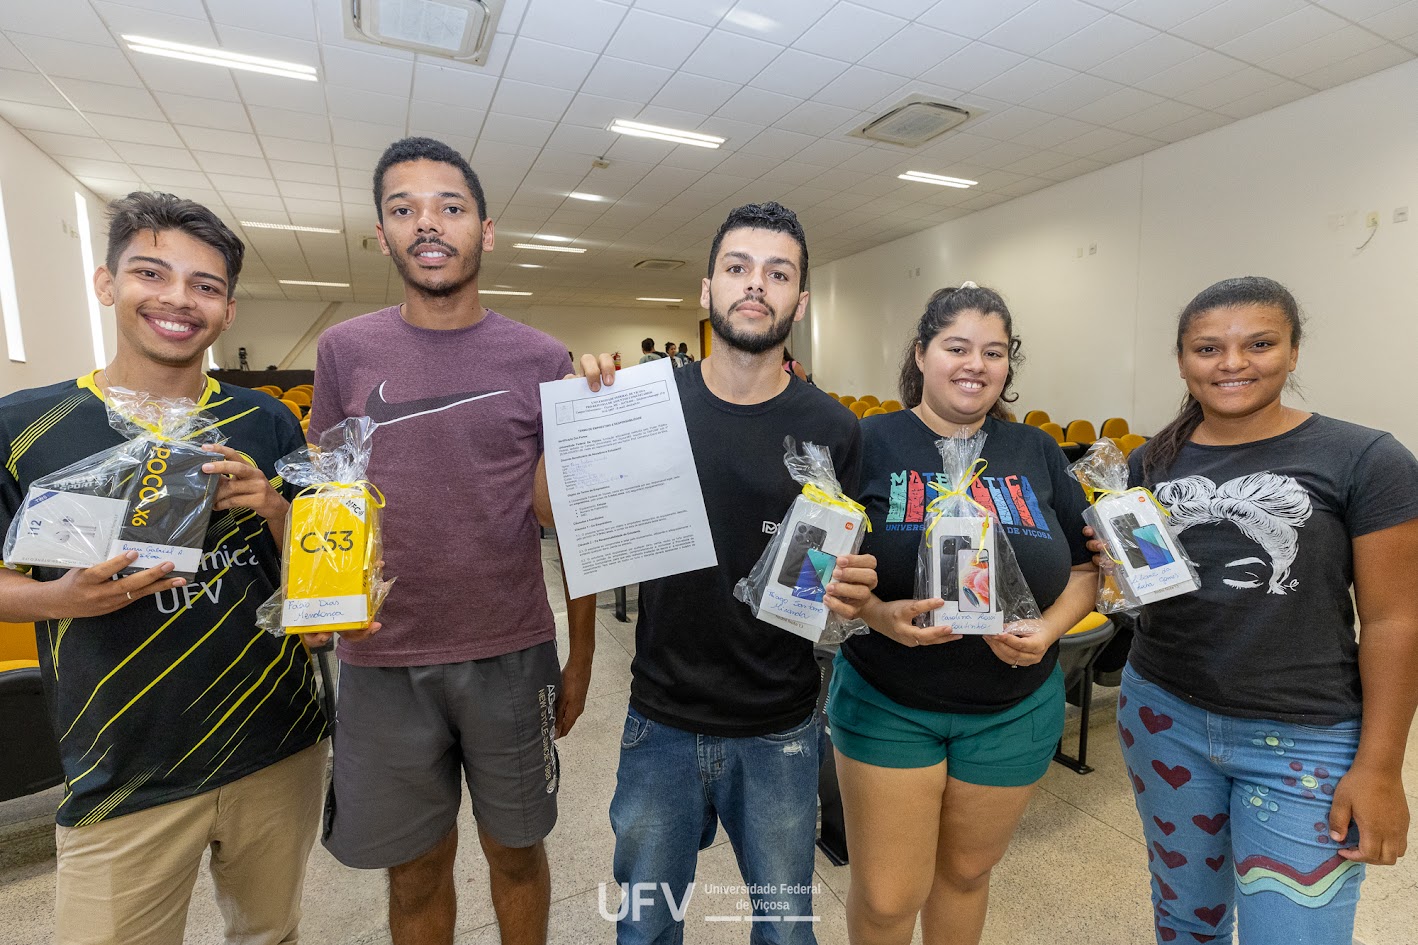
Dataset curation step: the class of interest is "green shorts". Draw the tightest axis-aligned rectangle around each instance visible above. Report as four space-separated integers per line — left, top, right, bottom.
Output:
827 652 1064 787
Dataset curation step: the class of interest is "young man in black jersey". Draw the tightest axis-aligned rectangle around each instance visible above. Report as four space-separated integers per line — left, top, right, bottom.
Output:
574 203 876 942
0 193 330 945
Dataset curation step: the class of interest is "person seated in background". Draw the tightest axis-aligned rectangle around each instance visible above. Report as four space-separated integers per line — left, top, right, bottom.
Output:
0 191 329 945
664 341 679 362
638 337 663 363
783 348 808 382
677 342 694 364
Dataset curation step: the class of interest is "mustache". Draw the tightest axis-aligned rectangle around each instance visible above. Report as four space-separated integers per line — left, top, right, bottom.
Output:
729 296 775 318
407 237 458 256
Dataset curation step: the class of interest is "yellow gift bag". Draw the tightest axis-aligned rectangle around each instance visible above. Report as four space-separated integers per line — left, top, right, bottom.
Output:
257 418 393 636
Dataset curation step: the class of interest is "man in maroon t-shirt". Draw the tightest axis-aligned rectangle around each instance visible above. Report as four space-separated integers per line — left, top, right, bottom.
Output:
307 137 594 945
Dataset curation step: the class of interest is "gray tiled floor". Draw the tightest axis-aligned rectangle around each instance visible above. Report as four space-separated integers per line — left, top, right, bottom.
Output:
2 541 1416 943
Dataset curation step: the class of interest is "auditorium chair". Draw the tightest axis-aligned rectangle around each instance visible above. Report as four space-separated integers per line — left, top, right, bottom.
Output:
0 621 63 802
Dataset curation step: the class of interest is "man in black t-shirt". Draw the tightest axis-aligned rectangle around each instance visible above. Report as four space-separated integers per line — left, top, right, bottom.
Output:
575 203 875 942
0 193 329 945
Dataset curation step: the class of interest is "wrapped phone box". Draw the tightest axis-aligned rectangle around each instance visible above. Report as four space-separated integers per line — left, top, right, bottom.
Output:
734 438 869 646
915 431 1042 635
4 388 221 577
257 418 393 636
1068 439 1198 613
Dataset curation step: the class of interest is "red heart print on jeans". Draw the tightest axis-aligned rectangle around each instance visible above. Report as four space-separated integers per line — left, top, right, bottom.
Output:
1205 855 1226 872
1153 816 1177 836
1192 813 1228 835
1129 766 1146 794
1152 760 1192 789
1153 842 1188 869
1119 723 1135 747
1157 924 1177 942
1191 935 1217 943
1152 873 1179 900
1119 694 1128 708
1194 904 1226 928
1139 706 1173 734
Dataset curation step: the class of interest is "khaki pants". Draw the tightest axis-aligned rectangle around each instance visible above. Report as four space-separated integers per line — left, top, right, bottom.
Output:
54 741 328 945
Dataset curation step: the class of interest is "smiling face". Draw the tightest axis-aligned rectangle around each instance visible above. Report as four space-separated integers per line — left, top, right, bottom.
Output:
701 227 808 355
915 309 1011 426
376 158 494 299
1178 303 1299 421
95 228 235 369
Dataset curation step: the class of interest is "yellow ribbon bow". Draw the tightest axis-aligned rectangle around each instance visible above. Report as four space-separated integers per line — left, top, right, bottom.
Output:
924 457 992 559
801 483 872 532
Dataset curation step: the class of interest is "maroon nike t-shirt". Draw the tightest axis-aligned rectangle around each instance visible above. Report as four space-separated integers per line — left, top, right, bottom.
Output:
309 306 572 666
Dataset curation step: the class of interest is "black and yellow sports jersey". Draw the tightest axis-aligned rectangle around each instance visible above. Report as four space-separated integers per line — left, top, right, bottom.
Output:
0 373 327 827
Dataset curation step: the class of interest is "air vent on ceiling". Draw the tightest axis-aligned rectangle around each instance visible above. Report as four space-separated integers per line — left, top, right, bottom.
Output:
346 0 503 65
633 259 686 271
849 97 975 148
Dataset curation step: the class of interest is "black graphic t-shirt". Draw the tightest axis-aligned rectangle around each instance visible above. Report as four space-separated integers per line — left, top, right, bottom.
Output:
842 411 1092 713
631 363 862 737
0 374 326 827
1128 415 1418 724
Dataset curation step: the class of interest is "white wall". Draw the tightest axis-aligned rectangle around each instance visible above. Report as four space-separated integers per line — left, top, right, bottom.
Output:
221 299 705 371
813 58 1418 445
0 118 114 393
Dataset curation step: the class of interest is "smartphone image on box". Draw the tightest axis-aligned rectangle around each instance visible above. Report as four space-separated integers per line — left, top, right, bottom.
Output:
1131 524 1175 568
958 549 991 613
777 522 828 586
938 534 971 598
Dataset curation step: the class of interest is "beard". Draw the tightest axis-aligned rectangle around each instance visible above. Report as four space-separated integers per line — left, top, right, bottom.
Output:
391 235 482 299
708 295 795 355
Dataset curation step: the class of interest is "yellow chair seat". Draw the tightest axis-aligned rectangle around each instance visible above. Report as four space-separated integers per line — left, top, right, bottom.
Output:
880 399 903 412
1066 612 1110 635
862 406 887 417
0 659 39 673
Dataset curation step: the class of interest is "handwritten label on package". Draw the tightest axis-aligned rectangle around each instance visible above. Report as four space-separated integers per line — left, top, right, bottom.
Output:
282 594 369 627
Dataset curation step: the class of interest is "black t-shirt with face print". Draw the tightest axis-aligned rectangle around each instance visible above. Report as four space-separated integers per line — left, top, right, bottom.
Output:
1128 415 1418 725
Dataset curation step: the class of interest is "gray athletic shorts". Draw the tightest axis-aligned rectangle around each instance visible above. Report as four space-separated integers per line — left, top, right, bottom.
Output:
322 641 561 869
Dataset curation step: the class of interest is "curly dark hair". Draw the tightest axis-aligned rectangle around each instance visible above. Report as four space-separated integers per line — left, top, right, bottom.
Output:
707 201 809 289
373 136 487 222
105 192 244 299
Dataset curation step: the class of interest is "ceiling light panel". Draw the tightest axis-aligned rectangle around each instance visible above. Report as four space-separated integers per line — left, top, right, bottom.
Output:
122 35 318 82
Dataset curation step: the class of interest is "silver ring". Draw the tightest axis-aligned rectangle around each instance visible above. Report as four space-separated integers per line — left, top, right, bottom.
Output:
125 591 133 600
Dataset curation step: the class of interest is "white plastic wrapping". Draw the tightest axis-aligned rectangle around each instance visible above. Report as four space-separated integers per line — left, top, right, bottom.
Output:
1068 438 1199 614
3 388 223 578
734 437 869 647
914 431 1042 634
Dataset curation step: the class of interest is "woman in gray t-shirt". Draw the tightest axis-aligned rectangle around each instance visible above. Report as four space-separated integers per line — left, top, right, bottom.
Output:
1111 276 1418 945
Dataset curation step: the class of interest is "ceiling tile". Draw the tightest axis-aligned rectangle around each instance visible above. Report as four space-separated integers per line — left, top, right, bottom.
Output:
1174 66 1281 110
134 166 212 189
1133 50 1248 97
83 113 180 146
1091 32 1206 84
1066 86 1163 124
175 125 263 155
649 72 738 115
982 0 1104 57
154 93 252 132
775 100 861 135
233 71 327 113
1021 72 1123 115
481 113 557 148
680 29 781 82
22 130 119 160
792 3 906 62
1036 14 1157 70
193 151 271 177
545 124 618 156
721 0 837 45
503 37 598 90
491 80 575 122
112 141 201 170
631 0 735 27
715 86 801 124
737 127 818 160
1115 0 1223 31
859 25 971 77
521 0 629 53
1295 42 1412 87
325 86 409 126
815 64 905 109
248 105 332 143
605 9 712 69
129 54 242 100
1107 98 1204 136
1218 5 1350 64
1362 2 1418 41
918 0 1036 38
971 58 1076 102
1170 0 1308 46
321 46 415 95
1009 114 1094 148
1145 110 1232 142
1259 26 1386 78
0 69 68 108
268 160 336 185
205 0 318 41
91 2 218 44
923 42 1027 91
9 34 144 86
208 172 279 197
749 49 850 98
581 57 673 103
0 101 91 135
59 156 141 180
1215 79 1312 119
411 62 499 110
331 117 406 150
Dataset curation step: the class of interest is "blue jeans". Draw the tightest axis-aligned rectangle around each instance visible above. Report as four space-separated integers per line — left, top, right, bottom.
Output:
1119 664 1364 944
609 706 821 945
